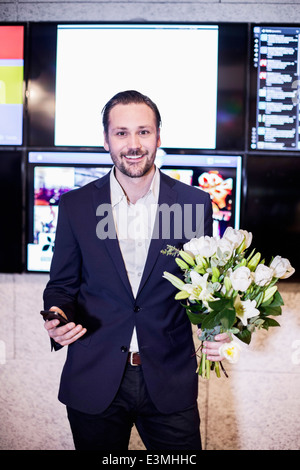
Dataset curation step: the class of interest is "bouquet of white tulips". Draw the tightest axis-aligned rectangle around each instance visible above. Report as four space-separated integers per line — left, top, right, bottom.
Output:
162 227 295 379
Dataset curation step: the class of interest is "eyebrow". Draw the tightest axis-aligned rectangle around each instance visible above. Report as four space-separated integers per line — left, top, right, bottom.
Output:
113 125 152 130
111 125 154 132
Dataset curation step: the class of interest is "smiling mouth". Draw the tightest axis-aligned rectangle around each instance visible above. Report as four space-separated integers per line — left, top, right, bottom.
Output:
122 151 147 160
124 155 144 160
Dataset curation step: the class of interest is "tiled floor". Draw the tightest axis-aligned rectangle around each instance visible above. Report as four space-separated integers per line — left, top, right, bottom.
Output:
0 273 299 450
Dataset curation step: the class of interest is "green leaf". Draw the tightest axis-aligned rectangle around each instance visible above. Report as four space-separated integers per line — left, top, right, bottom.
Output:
236 329 252 345
181 302 205 313
269 290 284 307
200 304 237 331
260 305 282 317
186 311 208 325
201 310 221 330
220 307 236 330
261 318 281 330
208 297 233 312
262 290 284 308
183 302 209 325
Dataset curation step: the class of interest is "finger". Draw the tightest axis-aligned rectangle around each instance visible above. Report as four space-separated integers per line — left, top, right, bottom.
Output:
56 327 87 346
214 332 231 342
53 324 87 346
202 346 224 362
50 322 76 340
203 340 221 350
44 319 60 331
207 353 224 362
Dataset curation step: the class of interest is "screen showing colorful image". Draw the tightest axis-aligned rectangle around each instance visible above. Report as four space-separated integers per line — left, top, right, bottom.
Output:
160 154 242 238
27 152 112 271
0 25 24 145
54 24 219 149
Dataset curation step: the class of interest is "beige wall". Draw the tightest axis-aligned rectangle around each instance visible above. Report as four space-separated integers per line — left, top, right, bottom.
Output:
1 0 300 24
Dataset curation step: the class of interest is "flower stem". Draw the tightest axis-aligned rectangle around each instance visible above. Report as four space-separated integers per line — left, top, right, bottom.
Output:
206 359 210 379
201 353 206 378
215 361 221 378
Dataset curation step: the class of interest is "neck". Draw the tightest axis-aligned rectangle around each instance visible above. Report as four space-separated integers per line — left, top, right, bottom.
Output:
114 165 156 204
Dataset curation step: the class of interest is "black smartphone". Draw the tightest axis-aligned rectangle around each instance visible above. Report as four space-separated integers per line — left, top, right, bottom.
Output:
40 310 69 326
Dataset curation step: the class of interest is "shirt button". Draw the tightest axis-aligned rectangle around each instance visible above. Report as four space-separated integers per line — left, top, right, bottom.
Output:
120 346 128 353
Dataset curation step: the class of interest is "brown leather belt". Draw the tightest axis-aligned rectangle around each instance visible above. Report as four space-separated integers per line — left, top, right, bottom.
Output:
127 352 141 366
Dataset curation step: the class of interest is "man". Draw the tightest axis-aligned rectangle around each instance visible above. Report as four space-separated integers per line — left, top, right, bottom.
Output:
43 90 229 450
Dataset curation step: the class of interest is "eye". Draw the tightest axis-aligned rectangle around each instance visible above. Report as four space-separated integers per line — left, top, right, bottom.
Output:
139 129 150 135
116 131 127 137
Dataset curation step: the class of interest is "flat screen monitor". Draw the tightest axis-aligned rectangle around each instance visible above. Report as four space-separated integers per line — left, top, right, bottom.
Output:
250 24 300 151
246 154 300 279
27 22 247 151
0 151 23 272
159 153 242 238
26 151 242 272
0 25 24 145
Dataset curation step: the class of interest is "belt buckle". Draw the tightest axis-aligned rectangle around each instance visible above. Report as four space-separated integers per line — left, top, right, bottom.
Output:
130 352 139 366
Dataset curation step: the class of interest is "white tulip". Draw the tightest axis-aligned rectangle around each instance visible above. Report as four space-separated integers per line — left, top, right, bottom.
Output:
183 236 217 258
269 256 295 279
216 237 234 260
223 227 245 249
239 229 253 249
254 264 274 286
230 266 252 292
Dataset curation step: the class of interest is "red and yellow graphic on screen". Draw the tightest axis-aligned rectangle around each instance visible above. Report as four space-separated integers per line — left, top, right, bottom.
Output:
0 25 24 144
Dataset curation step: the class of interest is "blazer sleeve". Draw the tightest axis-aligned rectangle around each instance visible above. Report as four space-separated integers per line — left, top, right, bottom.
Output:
43 193 82 323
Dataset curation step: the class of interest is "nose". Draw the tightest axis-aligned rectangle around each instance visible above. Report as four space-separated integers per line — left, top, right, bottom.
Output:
127 133 142 150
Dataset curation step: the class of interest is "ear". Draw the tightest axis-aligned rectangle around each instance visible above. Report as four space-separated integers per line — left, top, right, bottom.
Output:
103 132 109 151
156 129 161 148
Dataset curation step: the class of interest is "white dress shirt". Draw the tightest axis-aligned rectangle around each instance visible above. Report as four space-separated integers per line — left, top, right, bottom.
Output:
110 167 160 352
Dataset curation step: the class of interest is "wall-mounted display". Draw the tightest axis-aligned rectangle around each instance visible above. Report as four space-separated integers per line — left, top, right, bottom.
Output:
250 25 300 151
0 25 24 145
27 22 248 151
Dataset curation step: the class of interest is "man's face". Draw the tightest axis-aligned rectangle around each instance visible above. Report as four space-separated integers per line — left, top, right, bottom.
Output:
103 103 161 179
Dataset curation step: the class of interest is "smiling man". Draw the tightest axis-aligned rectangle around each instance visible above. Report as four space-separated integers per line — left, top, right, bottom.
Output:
43 90 229 450
103 92 161 204
104 101 160 176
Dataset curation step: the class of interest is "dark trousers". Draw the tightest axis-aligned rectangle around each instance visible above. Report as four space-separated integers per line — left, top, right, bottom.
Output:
67 363 202 450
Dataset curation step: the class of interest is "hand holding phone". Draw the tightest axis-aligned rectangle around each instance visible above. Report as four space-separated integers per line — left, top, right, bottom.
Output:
40 309 69 326
42 308 87 347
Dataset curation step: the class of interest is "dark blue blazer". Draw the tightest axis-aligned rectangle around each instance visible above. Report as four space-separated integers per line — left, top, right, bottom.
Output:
43 170 212 414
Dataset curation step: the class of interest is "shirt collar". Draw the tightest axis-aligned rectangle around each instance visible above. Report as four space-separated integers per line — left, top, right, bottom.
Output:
110 166 160 207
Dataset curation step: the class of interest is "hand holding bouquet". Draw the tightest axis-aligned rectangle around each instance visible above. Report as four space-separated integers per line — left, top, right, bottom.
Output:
162 228 295 379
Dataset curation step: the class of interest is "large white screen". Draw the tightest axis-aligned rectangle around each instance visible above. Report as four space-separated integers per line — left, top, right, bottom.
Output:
55 24 219 149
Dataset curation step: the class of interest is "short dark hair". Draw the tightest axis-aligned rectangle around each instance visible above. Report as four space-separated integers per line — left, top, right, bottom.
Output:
102 90 161 135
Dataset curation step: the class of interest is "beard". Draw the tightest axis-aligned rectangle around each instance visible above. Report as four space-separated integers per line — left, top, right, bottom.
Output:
110 149 156 179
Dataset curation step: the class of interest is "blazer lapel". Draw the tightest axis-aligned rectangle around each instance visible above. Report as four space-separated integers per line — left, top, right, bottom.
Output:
137 171 178 297
92 172 134 299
